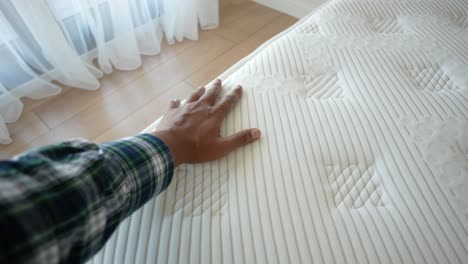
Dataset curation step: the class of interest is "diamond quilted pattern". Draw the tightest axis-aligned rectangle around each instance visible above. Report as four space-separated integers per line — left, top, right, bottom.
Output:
326 164 384 208
169 165 228 217
410 67 457 92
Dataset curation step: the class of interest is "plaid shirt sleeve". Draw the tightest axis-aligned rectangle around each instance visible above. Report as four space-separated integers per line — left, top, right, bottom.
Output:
0 134 174 264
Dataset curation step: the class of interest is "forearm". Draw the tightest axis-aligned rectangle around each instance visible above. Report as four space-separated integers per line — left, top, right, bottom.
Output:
0 134 174 263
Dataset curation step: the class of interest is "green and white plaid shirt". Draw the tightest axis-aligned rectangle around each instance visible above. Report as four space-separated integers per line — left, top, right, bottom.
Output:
0 134 174 263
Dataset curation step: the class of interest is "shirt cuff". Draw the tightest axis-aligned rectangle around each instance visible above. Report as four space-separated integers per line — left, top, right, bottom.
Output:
100 134 175 215
137 133 175 191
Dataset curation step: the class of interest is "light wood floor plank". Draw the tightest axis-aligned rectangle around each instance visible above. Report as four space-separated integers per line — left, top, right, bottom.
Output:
95 82 196 143
214 3 283 43
219 1 263 27
34 39 197 130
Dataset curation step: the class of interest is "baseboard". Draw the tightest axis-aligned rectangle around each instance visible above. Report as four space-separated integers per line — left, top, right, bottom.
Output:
253 0 314 18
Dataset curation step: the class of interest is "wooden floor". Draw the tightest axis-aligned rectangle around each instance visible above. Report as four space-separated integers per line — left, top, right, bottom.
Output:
0 2 297 158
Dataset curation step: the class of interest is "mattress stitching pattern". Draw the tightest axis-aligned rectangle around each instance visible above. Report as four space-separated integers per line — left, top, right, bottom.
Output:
88 0 468 263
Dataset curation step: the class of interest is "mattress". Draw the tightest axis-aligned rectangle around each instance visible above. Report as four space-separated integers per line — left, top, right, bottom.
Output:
88 0 468 263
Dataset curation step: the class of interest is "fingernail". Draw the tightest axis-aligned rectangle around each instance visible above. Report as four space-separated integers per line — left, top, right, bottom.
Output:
235 85 242 91
250 128 261 139
215 79 222 85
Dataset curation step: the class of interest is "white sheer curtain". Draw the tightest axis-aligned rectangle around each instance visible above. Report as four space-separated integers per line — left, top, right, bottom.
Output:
0 0 218 144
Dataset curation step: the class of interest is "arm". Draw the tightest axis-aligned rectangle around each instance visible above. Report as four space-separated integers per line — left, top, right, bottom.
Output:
0 79 260 263
0 134 174 263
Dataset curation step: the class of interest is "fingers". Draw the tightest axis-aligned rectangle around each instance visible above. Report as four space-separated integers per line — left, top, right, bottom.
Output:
213 85 242 118
201 79 222 105
187 86 206 103
218 128 261 155
169 98 180 109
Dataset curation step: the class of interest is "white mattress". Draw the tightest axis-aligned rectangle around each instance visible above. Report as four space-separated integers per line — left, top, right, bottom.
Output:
88 0 468 263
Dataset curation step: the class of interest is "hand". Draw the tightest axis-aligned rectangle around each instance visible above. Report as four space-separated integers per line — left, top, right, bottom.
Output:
151 79 261 166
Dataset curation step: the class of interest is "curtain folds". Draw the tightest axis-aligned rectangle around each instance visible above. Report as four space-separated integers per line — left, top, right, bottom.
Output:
0 0 218 144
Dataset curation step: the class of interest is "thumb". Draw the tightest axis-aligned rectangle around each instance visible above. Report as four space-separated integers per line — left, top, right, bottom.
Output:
219 128 261 154
169 98 180 109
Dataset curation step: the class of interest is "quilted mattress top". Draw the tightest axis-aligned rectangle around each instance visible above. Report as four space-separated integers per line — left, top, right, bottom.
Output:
88 0 468 263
